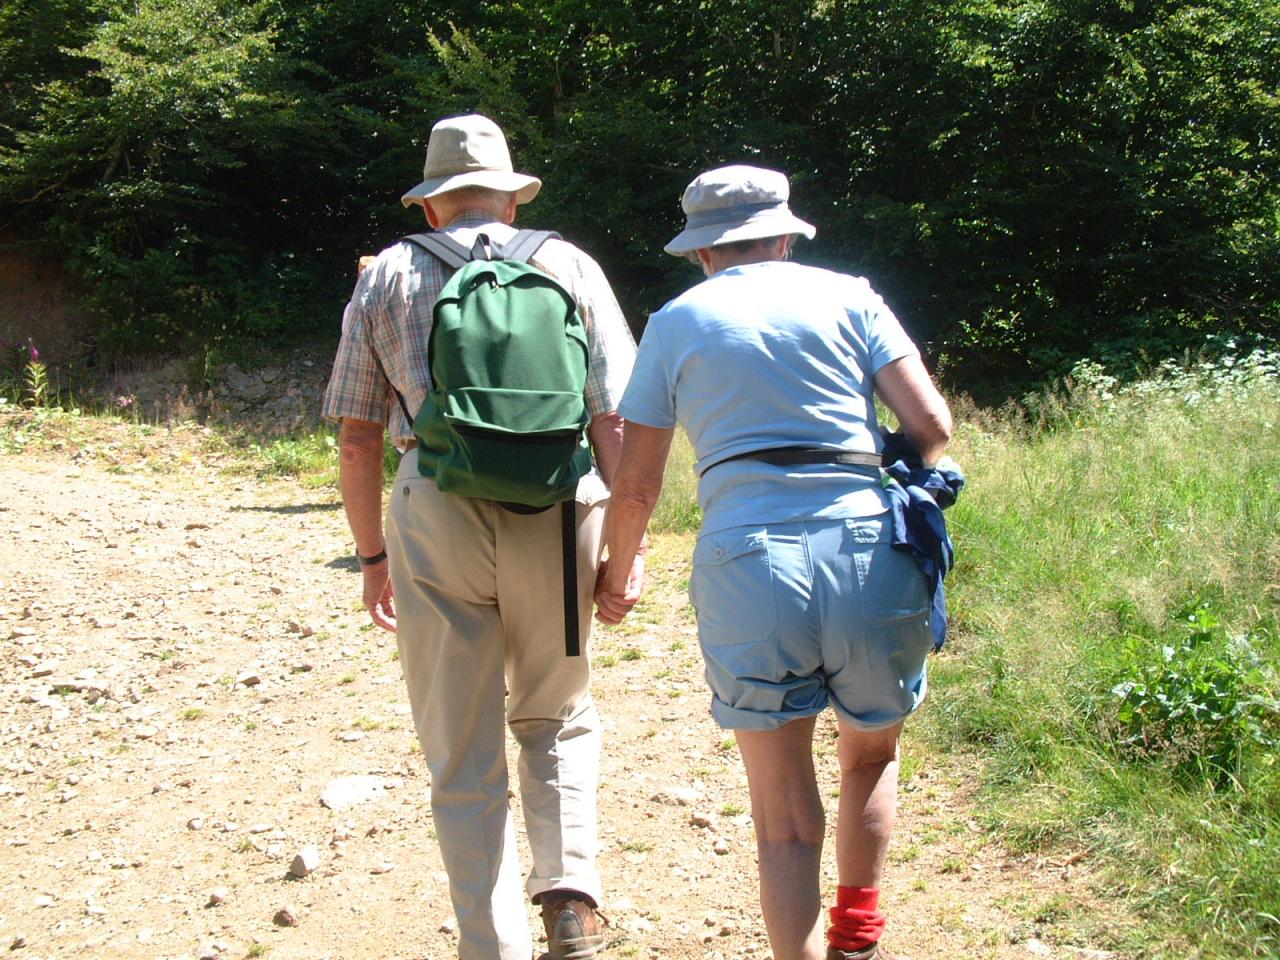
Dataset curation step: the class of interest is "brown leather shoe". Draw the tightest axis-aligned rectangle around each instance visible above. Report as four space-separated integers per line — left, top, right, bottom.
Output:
540 894 605 960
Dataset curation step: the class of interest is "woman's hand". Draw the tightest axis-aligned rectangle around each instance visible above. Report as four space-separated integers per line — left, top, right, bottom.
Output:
594 553 646 624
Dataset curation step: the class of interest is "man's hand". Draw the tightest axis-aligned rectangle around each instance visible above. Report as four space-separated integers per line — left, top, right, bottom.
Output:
339 417 394 632
362 560 397 633
594 553 646 625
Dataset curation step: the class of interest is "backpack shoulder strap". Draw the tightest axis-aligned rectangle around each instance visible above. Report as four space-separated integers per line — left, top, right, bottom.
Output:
498 229 560 265
402 232 473 271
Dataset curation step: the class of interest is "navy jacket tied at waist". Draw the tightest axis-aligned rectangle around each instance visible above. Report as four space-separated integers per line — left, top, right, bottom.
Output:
878 430 965 651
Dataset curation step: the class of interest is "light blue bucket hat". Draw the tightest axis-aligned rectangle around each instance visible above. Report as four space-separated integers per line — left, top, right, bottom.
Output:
664 164 816 258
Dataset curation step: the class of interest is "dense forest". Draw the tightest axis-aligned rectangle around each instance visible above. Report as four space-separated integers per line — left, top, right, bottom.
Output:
1 0 1277 398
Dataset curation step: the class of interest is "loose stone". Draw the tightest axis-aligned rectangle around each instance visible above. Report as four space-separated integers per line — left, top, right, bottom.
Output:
288 845 321 878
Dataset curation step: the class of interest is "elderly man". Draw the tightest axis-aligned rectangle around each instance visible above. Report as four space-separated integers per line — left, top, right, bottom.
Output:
597 165 953 960
323 114 637 960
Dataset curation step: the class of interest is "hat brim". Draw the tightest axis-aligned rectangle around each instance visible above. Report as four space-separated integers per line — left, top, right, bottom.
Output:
664 211 816 259
401 170 542 208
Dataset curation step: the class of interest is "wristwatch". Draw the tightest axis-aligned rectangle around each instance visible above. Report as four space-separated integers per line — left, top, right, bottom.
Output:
357 548 387 566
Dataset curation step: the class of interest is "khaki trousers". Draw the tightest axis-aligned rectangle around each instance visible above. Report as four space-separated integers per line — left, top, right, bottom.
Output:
386 450 606 960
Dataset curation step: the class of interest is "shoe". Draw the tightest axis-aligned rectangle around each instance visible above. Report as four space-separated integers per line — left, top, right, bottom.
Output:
540 894 605 960
827 944 890 960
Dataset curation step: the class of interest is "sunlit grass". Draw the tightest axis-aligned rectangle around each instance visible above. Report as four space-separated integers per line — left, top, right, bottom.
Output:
922 350 1280 959
649 428 700 533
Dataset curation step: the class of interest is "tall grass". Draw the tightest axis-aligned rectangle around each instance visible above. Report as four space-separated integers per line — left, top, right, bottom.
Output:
924 349 1280 958
649 428 701 533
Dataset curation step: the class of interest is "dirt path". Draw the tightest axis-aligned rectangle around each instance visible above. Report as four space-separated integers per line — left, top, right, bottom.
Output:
0 451 1114 960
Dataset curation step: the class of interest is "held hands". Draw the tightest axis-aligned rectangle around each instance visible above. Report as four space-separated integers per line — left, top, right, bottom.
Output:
361 561 397 633
594 552 646 625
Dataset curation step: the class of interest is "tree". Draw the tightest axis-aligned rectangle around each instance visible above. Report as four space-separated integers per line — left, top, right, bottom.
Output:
1 0 1275 393
0 0 362 352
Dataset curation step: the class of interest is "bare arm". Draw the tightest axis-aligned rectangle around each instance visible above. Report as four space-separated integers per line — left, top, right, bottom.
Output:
595 423 674 624
339 417 396 632
873 355 953 465
588 410 625 489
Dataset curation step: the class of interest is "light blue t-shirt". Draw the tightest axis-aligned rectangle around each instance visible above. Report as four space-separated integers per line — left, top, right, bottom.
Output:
619 261 920 534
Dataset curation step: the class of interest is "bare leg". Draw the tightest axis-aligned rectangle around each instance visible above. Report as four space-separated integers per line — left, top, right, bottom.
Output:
835 720 902 889
736 717 826 960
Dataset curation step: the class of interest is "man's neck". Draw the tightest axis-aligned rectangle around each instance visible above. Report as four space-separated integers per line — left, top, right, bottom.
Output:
446 208 508 228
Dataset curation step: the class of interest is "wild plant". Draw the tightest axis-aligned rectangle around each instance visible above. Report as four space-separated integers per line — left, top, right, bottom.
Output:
1019 341 1280 431
1108 603 1279 790
24 343 49 407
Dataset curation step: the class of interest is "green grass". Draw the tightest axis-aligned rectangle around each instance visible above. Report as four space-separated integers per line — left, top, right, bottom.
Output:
649 428 701 533
917 350 1280 959
0 378 396 489
247 429 339 486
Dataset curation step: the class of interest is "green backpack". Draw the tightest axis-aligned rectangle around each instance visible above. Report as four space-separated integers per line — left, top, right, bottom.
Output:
410 231 590 506
400 229 591 655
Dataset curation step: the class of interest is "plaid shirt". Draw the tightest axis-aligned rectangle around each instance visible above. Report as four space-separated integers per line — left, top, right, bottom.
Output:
322 212 636 447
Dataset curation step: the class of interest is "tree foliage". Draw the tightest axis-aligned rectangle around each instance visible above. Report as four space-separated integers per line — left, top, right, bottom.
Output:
0 0 1276 393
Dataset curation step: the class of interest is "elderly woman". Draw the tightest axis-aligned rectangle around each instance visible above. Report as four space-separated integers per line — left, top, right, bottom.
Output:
595 166 953 960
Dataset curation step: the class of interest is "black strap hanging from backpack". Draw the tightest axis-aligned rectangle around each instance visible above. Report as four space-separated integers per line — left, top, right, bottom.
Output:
560 500 580 657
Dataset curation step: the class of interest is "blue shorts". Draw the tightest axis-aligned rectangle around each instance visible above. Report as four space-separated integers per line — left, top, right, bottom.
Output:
689 516 933 732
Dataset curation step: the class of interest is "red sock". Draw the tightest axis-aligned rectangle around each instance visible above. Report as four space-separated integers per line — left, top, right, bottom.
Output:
827 886 885 951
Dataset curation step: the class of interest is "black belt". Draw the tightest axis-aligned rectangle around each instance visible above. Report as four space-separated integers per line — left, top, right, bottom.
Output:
700 447 882 476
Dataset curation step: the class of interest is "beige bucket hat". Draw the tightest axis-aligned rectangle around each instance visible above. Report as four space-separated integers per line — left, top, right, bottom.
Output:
400 114 542 208
664 164 816 258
